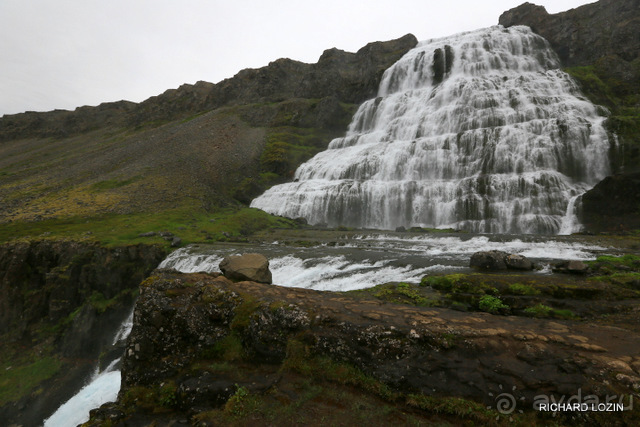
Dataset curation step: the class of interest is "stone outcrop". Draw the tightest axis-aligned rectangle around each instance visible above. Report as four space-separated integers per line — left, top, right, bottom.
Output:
499 0 639 67
91 270 640 425
470 250 534 271
580 172 640 232
219 253 272 284
552 260 590 275
0 240 166 427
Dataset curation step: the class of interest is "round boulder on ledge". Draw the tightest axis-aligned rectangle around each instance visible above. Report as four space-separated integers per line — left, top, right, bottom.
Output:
470 250 534 271
219 253 273 284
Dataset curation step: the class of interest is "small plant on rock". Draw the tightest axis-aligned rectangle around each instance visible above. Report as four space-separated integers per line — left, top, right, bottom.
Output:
478 295 508 314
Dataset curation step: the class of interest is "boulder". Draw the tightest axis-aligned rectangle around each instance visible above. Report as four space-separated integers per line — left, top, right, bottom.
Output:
552 260 590 275
219 253 272 284
470 251 534 271
469 250 508 270
505 253 534 271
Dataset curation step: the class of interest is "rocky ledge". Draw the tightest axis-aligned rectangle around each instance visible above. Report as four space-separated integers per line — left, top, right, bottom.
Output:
88 269 640 426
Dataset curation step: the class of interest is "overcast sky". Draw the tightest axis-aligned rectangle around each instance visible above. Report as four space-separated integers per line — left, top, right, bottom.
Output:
0 0 595 116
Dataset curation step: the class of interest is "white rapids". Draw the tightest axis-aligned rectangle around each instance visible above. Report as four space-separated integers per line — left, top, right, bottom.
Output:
159 235 609 291
43 311 134 427
251 26 612 234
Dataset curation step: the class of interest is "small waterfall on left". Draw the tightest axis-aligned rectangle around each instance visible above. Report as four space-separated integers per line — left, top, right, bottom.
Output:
43 310 134 427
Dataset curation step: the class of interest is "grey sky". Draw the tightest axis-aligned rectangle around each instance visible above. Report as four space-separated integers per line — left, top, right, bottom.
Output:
0 0 595 116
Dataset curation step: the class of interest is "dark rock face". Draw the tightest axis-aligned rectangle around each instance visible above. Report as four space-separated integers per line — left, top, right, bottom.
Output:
107 270 640 424
470 250 508 270
219 253 272 284
470 250 533 271
499 0 640 67
0 240 166 427
0 34 417 142
580 172 640 232
0 240 165 345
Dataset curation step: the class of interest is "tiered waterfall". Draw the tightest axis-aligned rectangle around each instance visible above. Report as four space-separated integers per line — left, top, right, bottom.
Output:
251 26 612 234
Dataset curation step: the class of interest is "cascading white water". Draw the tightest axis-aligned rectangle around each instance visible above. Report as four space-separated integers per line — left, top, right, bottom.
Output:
43 310 134 427
251 26 612 234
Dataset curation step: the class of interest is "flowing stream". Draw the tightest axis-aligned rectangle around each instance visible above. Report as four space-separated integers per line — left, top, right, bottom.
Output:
252 25 612 234
42 312 133 427
159 233 610 291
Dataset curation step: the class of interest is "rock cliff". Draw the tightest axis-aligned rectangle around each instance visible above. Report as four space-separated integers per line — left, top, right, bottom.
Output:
0 240 165 427
499 0 639 67
86 270 640 425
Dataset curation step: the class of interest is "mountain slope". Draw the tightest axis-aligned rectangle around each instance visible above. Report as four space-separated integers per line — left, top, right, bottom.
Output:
0 35 417 241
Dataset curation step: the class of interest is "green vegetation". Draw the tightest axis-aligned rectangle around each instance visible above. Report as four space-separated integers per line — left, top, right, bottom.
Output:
0 206 297 247
406 393 504 424
0 353 62 406
282 339 397 401
588 254 640 289
90 177 141 191
588 253 640 272
88 289 137 314
421 274 471 291
478 295 509 314
523 304 576 319
120 381 178 412
349 282 438 306
565 62 640 172
507 283 540 296
223 385 251 416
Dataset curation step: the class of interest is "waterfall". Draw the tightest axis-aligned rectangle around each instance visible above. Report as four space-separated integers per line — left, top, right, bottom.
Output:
251 26 612 234
43 310 134 427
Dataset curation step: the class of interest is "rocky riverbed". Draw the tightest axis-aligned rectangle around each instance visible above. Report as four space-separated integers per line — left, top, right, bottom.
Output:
83 230 640 426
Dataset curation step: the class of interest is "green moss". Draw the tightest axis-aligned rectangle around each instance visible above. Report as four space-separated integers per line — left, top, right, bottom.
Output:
523 303 552 318
88 289 134 313
349 282 438 307
120 381 178 413
589 254 640 270
590 272 640 288
230 295 261 332
0 356 62 406
406 394 503 424
282 339 397 401
507 283 540 296
523 304 577 319
421 274 469 291
202 333 245 361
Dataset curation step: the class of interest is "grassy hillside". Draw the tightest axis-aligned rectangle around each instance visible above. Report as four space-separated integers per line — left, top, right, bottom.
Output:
565 57 640 172
0 98 359 246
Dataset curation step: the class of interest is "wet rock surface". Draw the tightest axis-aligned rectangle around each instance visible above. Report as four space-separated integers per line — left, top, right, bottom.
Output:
91 269 640 425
